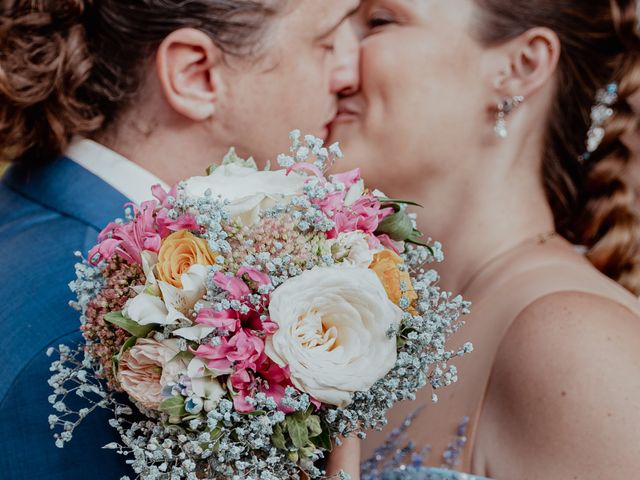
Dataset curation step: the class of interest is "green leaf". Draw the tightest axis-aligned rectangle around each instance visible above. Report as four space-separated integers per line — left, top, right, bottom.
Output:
271 423 287 450
239 410 267 417
120 335 138 355
105 311 157 338
222 147 258 170
376 211 415 242
312 420 332 452
112 336 138 374
306 415 323 438
300 446 317 459
378 197 424 208
160 396 187 420
143 284 161 296
286 412 310 449
170 350 194 364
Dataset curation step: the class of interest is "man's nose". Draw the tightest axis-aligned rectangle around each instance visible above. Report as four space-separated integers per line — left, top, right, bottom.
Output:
330 23 360 96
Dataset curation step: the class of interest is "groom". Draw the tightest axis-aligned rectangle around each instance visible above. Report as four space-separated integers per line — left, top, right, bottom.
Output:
0 1 359 478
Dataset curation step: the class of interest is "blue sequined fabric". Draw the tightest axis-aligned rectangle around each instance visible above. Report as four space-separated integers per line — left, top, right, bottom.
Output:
361 408 491 480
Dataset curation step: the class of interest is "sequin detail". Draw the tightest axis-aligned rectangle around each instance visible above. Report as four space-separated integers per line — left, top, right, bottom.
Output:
442 416 469 469
361 409 474 479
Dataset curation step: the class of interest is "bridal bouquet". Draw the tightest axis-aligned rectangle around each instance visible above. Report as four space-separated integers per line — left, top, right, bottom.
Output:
48 131 471 479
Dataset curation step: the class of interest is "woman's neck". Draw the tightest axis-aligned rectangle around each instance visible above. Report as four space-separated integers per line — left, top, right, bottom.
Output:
413 160 556 297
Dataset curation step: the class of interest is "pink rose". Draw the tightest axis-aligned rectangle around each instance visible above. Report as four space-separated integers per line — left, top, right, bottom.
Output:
117 338 186 410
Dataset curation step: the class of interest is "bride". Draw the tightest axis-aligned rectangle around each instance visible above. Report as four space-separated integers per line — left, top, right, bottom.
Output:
328 0 640 478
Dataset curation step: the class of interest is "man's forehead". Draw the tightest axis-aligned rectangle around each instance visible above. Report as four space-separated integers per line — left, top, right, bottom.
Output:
315 0 360 29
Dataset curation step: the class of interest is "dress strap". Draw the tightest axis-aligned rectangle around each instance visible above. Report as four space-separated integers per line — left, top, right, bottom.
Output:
461 259 640 467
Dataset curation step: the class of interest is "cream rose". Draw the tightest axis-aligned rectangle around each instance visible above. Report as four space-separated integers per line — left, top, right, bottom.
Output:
117 339 187 410
182 164 308 226
265 267 402 407
330 231 380 268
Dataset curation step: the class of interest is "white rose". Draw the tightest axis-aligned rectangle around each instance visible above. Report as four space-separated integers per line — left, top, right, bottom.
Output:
183 164 308 226
330 231 380 268
265 267 402 407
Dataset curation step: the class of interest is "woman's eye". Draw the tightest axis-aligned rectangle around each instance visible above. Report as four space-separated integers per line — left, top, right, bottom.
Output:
367 14 396 30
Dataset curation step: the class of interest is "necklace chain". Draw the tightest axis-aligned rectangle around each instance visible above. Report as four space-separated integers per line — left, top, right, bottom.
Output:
459 231 557 295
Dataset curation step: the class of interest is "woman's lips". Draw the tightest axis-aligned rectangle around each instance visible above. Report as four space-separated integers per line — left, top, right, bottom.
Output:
332 107 359 124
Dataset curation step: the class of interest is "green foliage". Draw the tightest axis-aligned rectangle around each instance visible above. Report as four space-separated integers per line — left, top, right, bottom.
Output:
207 147 258 175
160 396 187 424
271 408 333 458
105 311 157 338
376 201 429 248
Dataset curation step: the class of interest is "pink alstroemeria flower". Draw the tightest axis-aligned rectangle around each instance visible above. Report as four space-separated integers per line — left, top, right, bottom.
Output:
89 200 161 265
377 234 404 254
237 267 271 288
195 308 242 333
328 195 395 239
194 329 265 374
213 272 251 300
214 267 272 300
152 184 200 237
287 162 324 178
330 168 361 189
228 369 256 412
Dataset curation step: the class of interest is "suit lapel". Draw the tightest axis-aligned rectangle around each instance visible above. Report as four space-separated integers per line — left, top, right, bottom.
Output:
2 156 130 231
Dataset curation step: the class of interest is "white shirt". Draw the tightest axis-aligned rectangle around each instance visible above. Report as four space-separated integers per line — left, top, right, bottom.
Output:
65 137 169 205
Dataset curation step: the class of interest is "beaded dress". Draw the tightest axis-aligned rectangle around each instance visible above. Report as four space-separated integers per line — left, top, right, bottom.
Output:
360 248 640 480
361 410 490 480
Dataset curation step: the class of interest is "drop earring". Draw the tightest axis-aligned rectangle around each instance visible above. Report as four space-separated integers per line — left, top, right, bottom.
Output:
494 95 524 139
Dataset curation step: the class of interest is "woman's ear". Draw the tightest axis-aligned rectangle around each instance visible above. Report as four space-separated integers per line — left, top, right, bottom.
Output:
493 27 561 99
156 28 223 121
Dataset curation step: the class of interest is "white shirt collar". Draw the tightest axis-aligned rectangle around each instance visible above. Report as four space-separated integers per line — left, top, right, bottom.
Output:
65 137 169 205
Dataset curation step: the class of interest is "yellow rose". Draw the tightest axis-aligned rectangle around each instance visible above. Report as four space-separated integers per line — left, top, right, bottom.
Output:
156 231 217 288
369 249 418 307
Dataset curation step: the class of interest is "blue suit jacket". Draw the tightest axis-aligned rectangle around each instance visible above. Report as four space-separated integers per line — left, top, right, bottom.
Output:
0 157 134 479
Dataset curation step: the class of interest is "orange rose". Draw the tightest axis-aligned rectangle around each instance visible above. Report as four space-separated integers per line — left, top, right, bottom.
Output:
156 231 217 288
369 249 418 307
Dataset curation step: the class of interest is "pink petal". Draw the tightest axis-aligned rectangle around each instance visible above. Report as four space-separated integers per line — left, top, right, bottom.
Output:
331 168 361 189
377 234 403 254
287 162 324 178
232 391 255 413
151 184 168 203
196 308 241 332
213 272 250 299
237 267 271 287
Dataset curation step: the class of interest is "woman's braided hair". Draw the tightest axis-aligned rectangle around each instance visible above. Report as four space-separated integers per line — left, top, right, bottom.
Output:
474 0 640 293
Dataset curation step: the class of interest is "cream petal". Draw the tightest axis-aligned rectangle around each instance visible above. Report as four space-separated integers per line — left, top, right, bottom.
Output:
124 293 169 326
173 325 216 341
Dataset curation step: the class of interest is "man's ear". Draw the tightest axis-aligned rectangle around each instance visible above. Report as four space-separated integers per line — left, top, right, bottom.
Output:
156 28 222 121
492 27 561 99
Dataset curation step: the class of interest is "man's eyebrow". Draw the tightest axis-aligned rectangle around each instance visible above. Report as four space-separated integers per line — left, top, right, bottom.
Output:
316 3 361 39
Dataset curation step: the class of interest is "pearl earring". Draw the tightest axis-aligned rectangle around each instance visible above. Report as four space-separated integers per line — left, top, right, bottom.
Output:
494 96 524 139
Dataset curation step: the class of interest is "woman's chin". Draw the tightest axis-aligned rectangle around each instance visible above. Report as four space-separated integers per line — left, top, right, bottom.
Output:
327 121 359 149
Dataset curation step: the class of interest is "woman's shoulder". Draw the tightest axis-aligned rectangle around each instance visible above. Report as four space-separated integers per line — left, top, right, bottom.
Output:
500 288 640 373
482 290 640 478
